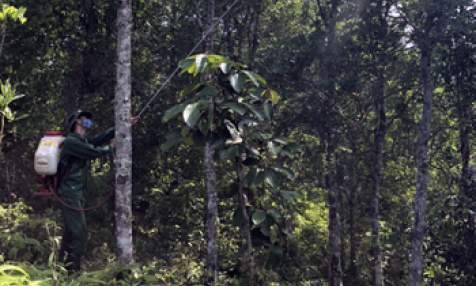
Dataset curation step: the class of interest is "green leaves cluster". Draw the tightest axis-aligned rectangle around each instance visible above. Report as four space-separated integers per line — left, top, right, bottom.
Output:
0 4 27 24
0 80 27 122
162 54 281 152
163 54 301 270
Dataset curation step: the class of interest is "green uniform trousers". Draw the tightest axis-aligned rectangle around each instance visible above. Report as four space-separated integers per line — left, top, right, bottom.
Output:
59 196 88 259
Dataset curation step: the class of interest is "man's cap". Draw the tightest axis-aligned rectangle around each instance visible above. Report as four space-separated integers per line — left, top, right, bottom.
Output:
67 110 93 133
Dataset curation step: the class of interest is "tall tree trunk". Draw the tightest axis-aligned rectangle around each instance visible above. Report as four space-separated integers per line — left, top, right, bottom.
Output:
373 72 386 286
204 1 217 285
458 76 472 196
205 143 217 286
0 19 6 60
327 134 343 286
236 158 254 285
323 0 342 284
115 0 133 265
408 44 433 286
347 143 358 285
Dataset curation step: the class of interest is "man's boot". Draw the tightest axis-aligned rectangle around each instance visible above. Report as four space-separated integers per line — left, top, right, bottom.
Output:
66 255 80 275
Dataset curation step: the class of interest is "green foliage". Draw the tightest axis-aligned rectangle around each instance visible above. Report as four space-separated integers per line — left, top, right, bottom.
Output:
0 4 27 24
0 80 27 122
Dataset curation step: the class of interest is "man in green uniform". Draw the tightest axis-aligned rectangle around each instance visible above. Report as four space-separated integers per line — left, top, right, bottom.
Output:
57 110 137 273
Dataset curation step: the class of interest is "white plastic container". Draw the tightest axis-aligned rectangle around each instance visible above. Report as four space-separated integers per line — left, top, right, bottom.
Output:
34 131 65 176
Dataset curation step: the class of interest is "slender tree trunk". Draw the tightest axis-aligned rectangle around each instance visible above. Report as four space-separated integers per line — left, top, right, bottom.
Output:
327 134 343 286
0 115 4 147
0 18 7 60
115 0 133 265
204 1 218 284
408 45 433 286
236 158 254 285
373 72 386 286
347 144 358 285
324 0 342 284
205 143 217 286
458 77 472 195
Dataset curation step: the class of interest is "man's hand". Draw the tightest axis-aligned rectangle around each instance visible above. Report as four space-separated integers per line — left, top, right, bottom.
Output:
131 117 139 126
110 141 115 149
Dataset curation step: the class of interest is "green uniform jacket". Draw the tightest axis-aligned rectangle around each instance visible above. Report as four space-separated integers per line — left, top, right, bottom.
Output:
57 128 114 200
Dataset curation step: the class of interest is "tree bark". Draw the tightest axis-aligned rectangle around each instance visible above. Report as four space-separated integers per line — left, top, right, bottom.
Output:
115 0 133 266
327 134 343 286
204 1 218 285
236 158 254 285
205 143 217 286
373 72 386 286
408 45 433 286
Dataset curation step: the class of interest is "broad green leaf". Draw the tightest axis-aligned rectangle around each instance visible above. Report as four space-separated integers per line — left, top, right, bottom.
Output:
268 208 283 223
263 102 273 121
165 129 182 140
195 54 209 73
273 137 288 144
254 170 265 187
198 85 219 97
248 88 264 102
220 63 232 74
240 118 260 128
183 103 202 128
281 190 303 204
210 138 226 150
161 137 181 151
264 89 281 105
274 167 296 180
244 168 258 188
198 118 210 136
242 70 261 87
163 104 187 122
14 114 27 120
248 146 260 156
208 54 228 63
243 103 265 120
221 102 246 115
268 141 283 155
264 168 282 189
219 145 240 161
229 73 247 93
180 84 201 97
285 142 302 152
181 126 191 137
283 148 294 158
260 218 271 236
252 211 266 225
179 58 195 71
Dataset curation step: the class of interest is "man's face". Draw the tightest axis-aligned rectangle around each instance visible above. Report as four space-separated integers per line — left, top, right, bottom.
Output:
76 116 93 131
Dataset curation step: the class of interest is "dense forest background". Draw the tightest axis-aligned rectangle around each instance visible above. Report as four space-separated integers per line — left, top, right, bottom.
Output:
1 0 476 285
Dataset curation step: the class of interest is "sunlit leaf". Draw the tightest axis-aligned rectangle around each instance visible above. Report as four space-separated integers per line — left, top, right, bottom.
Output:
221 102 246 116
229 73 247 93
183 103 202 128
252 211 266 225
263 103 273 121
163 104 187 122
264 168 282 189
274 167 296 180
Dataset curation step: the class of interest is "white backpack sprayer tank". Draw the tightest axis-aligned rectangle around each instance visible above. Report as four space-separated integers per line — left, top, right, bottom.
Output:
34 131 65 196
